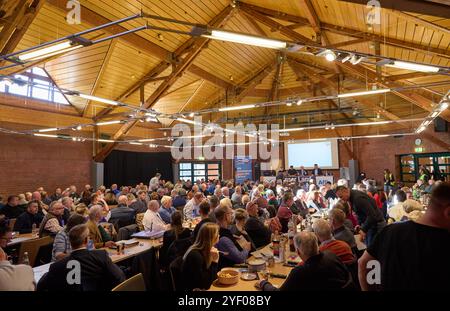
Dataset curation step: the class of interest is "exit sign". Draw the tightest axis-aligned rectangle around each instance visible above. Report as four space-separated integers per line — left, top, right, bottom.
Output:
415 147 424 153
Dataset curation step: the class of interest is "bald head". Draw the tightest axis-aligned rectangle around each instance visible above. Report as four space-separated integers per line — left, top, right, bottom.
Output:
118 195 128 205
31 191 41 201
89 205 103 222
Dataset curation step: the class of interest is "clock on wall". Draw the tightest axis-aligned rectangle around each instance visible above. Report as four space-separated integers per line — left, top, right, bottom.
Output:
415 138 422 146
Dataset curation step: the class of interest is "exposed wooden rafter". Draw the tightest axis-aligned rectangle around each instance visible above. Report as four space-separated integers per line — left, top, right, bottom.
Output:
0 0 45 67
83 39 117 117
93 6 236 162
337 63 450 122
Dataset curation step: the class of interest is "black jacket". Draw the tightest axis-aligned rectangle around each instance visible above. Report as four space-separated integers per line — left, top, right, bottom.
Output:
160 228 191 269
109 204 136 228
0 204 25 219
13 211 41 234
244 216 271 249
37 249 125 291
262 252 353 291
181 249 218 290
349 190 385 233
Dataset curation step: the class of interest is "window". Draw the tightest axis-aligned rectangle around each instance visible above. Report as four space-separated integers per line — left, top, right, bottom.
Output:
0 67 70 105
178 162 221 182
399 152 450 184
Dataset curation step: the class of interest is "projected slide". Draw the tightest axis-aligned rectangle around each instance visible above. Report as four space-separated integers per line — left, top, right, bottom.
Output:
285 140 339 169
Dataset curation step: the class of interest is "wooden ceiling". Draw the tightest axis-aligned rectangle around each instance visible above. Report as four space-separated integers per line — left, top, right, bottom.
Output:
0 0 449 159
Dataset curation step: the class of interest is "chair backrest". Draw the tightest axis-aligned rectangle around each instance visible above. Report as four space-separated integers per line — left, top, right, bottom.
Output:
19 236 53 267
8 218 16 232
117 224 138 241
112 273 146 291
136 213 145 231
169 256 184 291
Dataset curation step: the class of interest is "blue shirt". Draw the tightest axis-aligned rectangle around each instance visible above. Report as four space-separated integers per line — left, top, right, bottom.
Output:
158 206 176 224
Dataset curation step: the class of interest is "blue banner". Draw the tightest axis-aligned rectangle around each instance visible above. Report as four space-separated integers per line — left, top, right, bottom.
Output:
234 156 252 184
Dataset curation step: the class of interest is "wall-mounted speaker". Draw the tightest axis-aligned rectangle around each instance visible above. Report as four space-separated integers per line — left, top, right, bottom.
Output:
434 117 448 132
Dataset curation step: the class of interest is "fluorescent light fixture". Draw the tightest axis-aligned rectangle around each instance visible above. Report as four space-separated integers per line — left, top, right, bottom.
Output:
309 138 327 141
431 111 439 118
386 61 440 73
38 128 58 133
203 30 287 49
129 142 143 145
78 94 119 106
189 112 195 117
34 133 58 138
440 102 449 111
176 117 199 125
363 134 390 138
145 117 158 122
76 125 82 131
416 126 426 133
18 41 82 61
341 54 352 63
138 138 157 142
296 99 303 106
96 120 122 126
279 127 305 132
286 102 292 107
145 112 157 117
97 139 115 143
337 88 390 98
354 121 391 126
218 104 255 112
149 144 158 148
224 128 236 134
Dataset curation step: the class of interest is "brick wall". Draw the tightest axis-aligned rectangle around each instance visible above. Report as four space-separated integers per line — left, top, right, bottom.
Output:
0 132 92 199
354 130 450 184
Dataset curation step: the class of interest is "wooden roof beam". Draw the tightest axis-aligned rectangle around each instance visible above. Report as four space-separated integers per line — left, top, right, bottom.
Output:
0 0 45 67
337 63 450 122
93 6 235 162
83 39 117 117
321 23 450 59
239 10 267 37
239 4 315 45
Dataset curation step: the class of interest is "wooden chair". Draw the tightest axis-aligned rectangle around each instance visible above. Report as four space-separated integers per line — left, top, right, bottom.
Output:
136 213 145 231
18 236 53 267
112 273 146 291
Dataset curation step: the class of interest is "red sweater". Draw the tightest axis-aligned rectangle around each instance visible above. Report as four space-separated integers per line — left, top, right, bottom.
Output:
319 240 355 265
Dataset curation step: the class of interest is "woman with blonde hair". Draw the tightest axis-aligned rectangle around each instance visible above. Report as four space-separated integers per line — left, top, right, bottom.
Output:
181 223 220 290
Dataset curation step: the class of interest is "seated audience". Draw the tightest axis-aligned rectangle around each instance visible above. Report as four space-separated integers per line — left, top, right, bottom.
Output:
86 206 115 249
60 197 74 223
358 182 450 290
52 214 86 261
160 211 191 269
328 207 357 253
159 195 176 224
245 201 271 249
39 201 65 238
184 192 203 220
181 223 219 290
37 224 125 291
108 195 135 228
256 232 353 290
230 208 254 250
231 186 242 205
173 189 187 209
277 192 296 233
0 195 23 219
130 190 147 214
13 200 42 234
313 219 356 265
143 200 168 232
0 247 35 291
193 200 213 241
215 205 250 269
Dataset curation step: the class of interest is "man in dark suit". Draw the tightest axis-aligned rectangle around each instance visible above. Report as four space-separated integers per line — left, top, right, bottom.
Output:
37 224 125 291
109 195 136 228
312 164 323 176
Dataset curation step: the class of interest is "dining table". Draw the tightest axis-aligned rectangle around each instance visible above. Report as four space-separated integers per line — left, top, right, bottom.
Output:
209 244 297 291
32 236 163 284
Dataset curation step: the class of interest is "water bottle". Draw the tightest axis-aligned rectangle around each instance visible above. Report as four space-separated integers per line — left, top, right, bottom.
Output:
87 239 94 250
22 252 30 265
31 223 37 234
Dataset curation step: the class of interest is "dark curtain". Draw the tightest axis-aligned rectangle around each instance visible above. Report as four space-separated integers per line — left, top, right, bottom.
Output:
104 150 173 188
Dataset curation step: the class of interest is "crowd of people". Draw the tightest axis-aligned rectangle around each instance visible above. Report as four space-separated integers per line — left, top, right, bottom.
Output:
0 169 449 291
